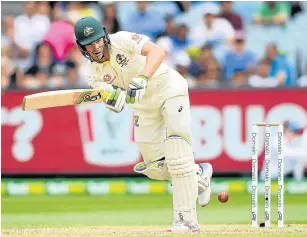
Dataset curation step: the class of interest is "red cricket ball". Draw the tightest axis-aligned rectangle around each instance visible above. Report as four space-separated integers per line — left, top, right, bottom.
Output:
218 192 229 203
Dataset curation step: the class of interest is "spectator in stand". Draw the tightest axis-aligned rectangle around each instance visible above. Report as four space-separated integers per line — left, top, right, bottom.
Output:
1 16 23 89
22 43 54 89
124 1 165 39
289 2 303 18
2 16 15 50
223 32 256 79
22 43 79 89
173 51 196 88
189 45 221 87
1 58 11 90
51 57 78 88
175 1 191 13
2 16 17 67
37 1 52 17
253 1 291 26
189 45 219 75
43 9 80 62
156 36 175 68
195 69 207 87
65 45 88 87
171 24 191 52
189 45 209 77
265 43 292 86
49 2 62 21
14 1 50 72
195 63 220 88
67 2 97 19
204 60 220 87
1 52 21 90
190 3 235 48
231 68 247 88
297 64 307 87
156 15 177 39
219 1 243 32
248 58 280 88
103 3 121 34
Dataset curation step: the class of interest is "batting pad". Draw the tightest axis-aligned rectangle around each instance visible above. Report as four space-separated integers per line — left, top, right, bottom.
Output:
164 136 198 224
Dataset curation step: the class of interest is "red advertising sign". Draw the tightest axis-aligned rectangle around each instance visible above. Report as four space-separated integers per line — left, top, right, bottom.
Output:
2 89 307 174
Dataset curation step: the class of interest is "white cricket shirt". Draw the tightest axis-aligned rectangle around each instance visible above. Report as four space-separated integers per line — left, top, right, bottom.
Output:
86 31 169 94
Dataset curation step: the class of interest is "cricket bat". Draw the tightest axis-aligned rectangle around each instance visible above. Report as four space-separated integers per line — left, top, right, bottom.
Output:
22 89 111 111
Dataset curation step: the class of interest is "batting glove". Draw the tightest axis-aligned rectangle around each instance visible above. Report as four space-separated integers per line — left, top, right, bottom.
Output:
106 88 126 113
126 75 148 104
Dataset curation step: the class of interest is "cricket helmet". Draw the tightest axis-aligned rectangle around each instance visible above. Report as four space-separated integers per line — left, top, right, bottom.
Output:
74 16 111 61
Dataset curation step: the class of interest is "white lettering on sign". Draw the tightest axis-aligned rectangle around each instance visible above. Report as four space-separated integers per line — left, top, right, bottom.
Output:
223 105 265 161
191 106 222 160
1 106 43 162
191 103 307 162
267 103 307 125
75 103 139 166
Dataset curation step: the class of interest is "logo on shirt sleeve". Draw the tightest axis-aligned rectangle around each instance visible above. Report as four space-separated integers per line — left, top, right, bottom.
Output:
131 34 140 41
131 33 142 43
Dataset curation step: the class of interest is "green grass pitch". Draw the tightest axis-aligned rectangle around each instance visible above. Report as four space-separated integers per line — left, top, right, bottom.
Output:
2 193 307 236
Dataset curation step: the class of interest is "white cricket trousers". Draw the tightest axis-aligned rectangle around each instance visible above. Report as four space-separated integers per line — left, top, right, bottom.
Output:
129 68 193 164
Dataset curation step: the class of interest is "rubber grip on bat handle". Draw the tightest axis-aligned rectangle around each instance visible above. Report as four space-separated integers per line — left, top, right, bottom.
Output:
102 89 127 101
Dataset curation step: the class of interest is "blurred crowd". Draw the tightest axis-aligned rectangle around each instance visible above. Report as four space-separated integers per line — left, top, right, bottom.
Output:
2 1 307 91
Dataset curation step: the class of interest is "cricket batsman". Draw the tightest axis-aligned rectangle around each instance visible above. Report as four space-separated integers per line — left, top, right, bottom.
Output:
74 16 213 233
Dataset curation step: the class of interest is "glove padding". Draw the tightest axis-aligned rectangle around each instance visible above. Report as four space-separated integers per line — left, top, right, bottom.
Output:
106 88 126 113
126 75 148 104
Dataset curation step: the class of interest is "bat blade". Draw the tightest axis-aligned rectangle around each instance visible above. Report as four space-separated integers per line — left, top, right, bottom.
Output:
22 89 110 111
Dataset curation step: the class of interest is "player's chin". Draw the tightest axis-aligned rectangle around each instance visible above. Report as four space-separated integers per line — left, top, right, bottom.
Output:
92 52 105 62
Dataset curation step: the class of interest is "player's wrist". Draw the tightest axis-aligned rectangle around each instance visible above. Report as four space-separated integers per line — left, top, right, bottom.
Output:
138 75 149 81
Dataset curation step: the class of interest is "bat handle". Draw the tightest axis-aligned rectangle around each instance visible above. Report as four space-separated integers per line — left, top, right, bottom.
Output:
102 90 110 101
102 89 127 102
